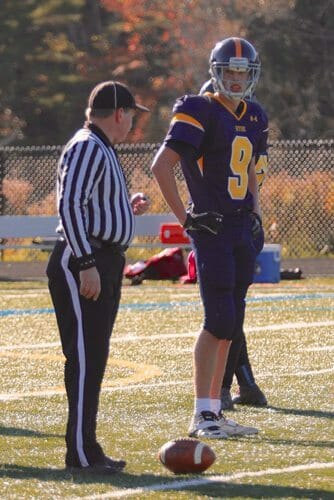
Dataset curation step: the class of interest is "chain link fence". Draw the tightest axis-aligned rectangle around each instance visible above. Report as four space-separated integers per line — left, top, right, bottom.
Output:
1 139 334 260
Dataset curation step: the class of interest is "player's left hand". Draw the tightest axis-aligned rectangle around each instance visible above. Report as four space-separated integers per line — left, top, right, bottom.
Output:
250 212 263 239
131 192 150 215
183 211 224 235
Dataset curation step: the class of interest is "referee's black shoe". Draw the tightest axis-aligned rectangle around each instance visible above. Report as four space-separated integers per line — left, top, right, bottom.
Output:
66 456 126 475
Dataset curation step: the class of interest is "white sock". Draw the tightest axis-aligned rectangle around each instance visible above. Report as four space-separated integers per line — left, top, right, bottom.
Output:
211 398 221 415
194 398 211 415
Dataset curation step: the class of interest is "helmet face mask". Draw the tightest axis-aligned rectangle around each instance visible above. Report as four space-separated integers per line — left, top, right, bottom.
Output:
209 38 261 100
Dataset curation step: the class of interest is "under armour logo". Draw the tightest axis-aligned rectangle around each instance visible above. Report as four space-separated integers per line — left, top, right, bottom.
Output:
250 115 258 122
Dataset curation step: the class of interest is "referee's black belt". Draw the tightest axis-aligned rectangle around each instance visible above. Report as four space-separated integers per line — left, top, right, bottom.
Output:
88 236 128 253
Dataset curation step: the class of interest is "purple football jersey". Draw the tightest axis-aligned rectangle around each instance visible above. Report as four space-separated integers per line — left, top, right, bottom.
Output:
164 92 268 214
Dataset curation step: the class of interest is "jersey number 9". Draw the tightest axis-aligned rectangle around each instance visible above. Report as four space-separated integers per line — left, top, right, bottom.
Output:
228 136 253 200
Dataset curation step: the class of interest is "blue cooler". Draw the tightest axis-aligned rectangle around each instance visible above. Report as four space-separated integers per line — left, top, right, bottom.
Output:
253 244 281 283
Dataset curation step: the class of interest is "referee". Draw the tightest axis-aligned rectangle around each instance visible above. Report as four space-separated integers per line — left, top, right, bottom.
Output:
47 81 150 474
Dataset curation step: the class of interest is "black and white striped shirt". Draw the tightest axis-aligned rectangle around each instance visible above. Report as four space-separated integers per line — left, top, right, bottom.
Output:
56 124 135 260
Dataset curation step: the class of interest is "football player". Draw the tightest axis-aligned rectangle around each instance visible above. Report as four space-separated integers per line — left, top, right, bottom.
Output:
151 37 268 439
198 70 268 410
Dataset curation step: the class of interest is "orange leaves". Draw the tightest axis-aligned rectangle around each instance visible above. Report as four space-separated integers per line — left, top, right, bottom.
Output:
3 178 33 213
127 32 142 53
3 179 56 216
27 191 57 216
101 0 146 22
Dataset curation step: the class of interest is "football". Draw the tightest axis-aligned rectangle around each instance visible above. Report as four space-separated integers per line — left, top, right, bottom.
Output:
158 437 216 474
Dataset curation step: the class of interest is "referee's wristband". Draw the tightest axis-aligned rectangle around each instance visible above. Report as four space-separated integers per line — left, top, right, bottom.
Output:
76 254 96 270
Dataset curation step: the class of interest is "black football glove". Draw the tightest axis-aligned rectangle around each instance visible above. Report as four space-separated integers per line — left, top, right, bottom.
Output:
183 211 224 235
250 212 263 239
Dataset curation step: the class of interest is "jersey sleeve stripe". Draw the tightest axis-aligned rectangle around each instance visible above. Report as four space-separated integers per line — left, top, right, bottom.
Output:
171 113 205 132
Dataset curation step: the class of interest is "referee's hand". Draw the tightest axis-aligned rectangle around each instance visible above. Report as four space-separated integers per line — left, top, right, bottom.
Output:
131 192 150 215
79 267 101 301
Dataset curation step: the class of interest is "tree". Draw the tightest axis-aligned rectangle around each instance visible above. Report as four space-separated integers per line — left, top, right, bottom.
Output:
0 0 243 144
0 0 90 144
247 0 334 138
1 0 332 144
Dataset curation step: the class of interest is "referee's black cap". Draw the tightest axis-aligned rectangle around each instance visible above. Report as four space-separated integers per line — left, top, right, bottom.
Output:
88 81 149 112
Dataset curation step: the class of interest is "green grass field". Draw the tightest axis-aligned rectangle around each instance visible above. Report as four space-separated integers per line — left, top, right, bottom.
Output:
0 277 333 499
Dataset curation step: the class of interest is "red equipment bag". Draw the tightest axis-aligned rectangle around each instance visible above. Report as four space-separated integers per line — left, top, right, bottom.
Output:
124 247 187 285
180 250 197 284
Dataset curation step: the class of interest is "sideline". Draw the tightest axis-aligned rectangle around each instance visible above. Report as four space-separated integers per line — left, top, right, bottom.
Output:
1 291 334 317
80 461 334 499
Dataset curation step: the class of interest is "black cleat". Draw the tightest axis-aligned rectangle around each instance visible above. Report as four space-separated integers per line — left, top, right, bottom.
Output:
66 456 126 475
220 388 234 410
103 456 126 471
233 384 268 407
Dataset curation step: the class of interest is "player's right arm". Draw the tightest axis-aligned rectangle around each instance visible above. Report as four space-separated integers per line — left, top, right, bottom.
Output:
151 145 187 225
151 95 210 225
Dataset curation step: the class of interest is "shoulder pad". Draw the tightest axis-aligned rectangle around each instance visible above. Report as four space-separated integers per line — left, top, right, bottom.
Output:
173 94 211 111
172 94 212 122
199 80 214 95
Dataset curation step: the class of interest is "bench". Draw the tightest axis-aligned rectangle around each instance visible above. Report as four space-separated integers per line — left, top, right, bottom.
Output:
0 214 185 250
0 215 281 282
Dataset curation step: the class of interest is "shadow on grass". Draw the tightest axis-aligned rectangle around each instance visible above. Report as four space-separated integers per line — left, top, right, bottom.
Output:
266 406 334 420
258 436 334 449
189 481 334 499
0 464 333 498
0 463 163 485
0 425 63 439
252 405 334 419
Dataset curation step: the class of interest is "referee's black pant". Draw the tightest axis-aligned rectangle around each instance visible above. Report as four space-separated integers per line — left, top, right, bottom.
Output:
47 239 125 467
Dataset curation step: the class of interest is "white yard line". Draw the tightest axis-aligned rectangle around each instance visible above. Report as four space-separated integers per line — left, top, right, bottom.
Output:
246 320 334 333
0 342 60 351
1 319 334 352
0 319 333 401
302 346 334 352
0 380 191 401
79 461 334 499
0 365 333 401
